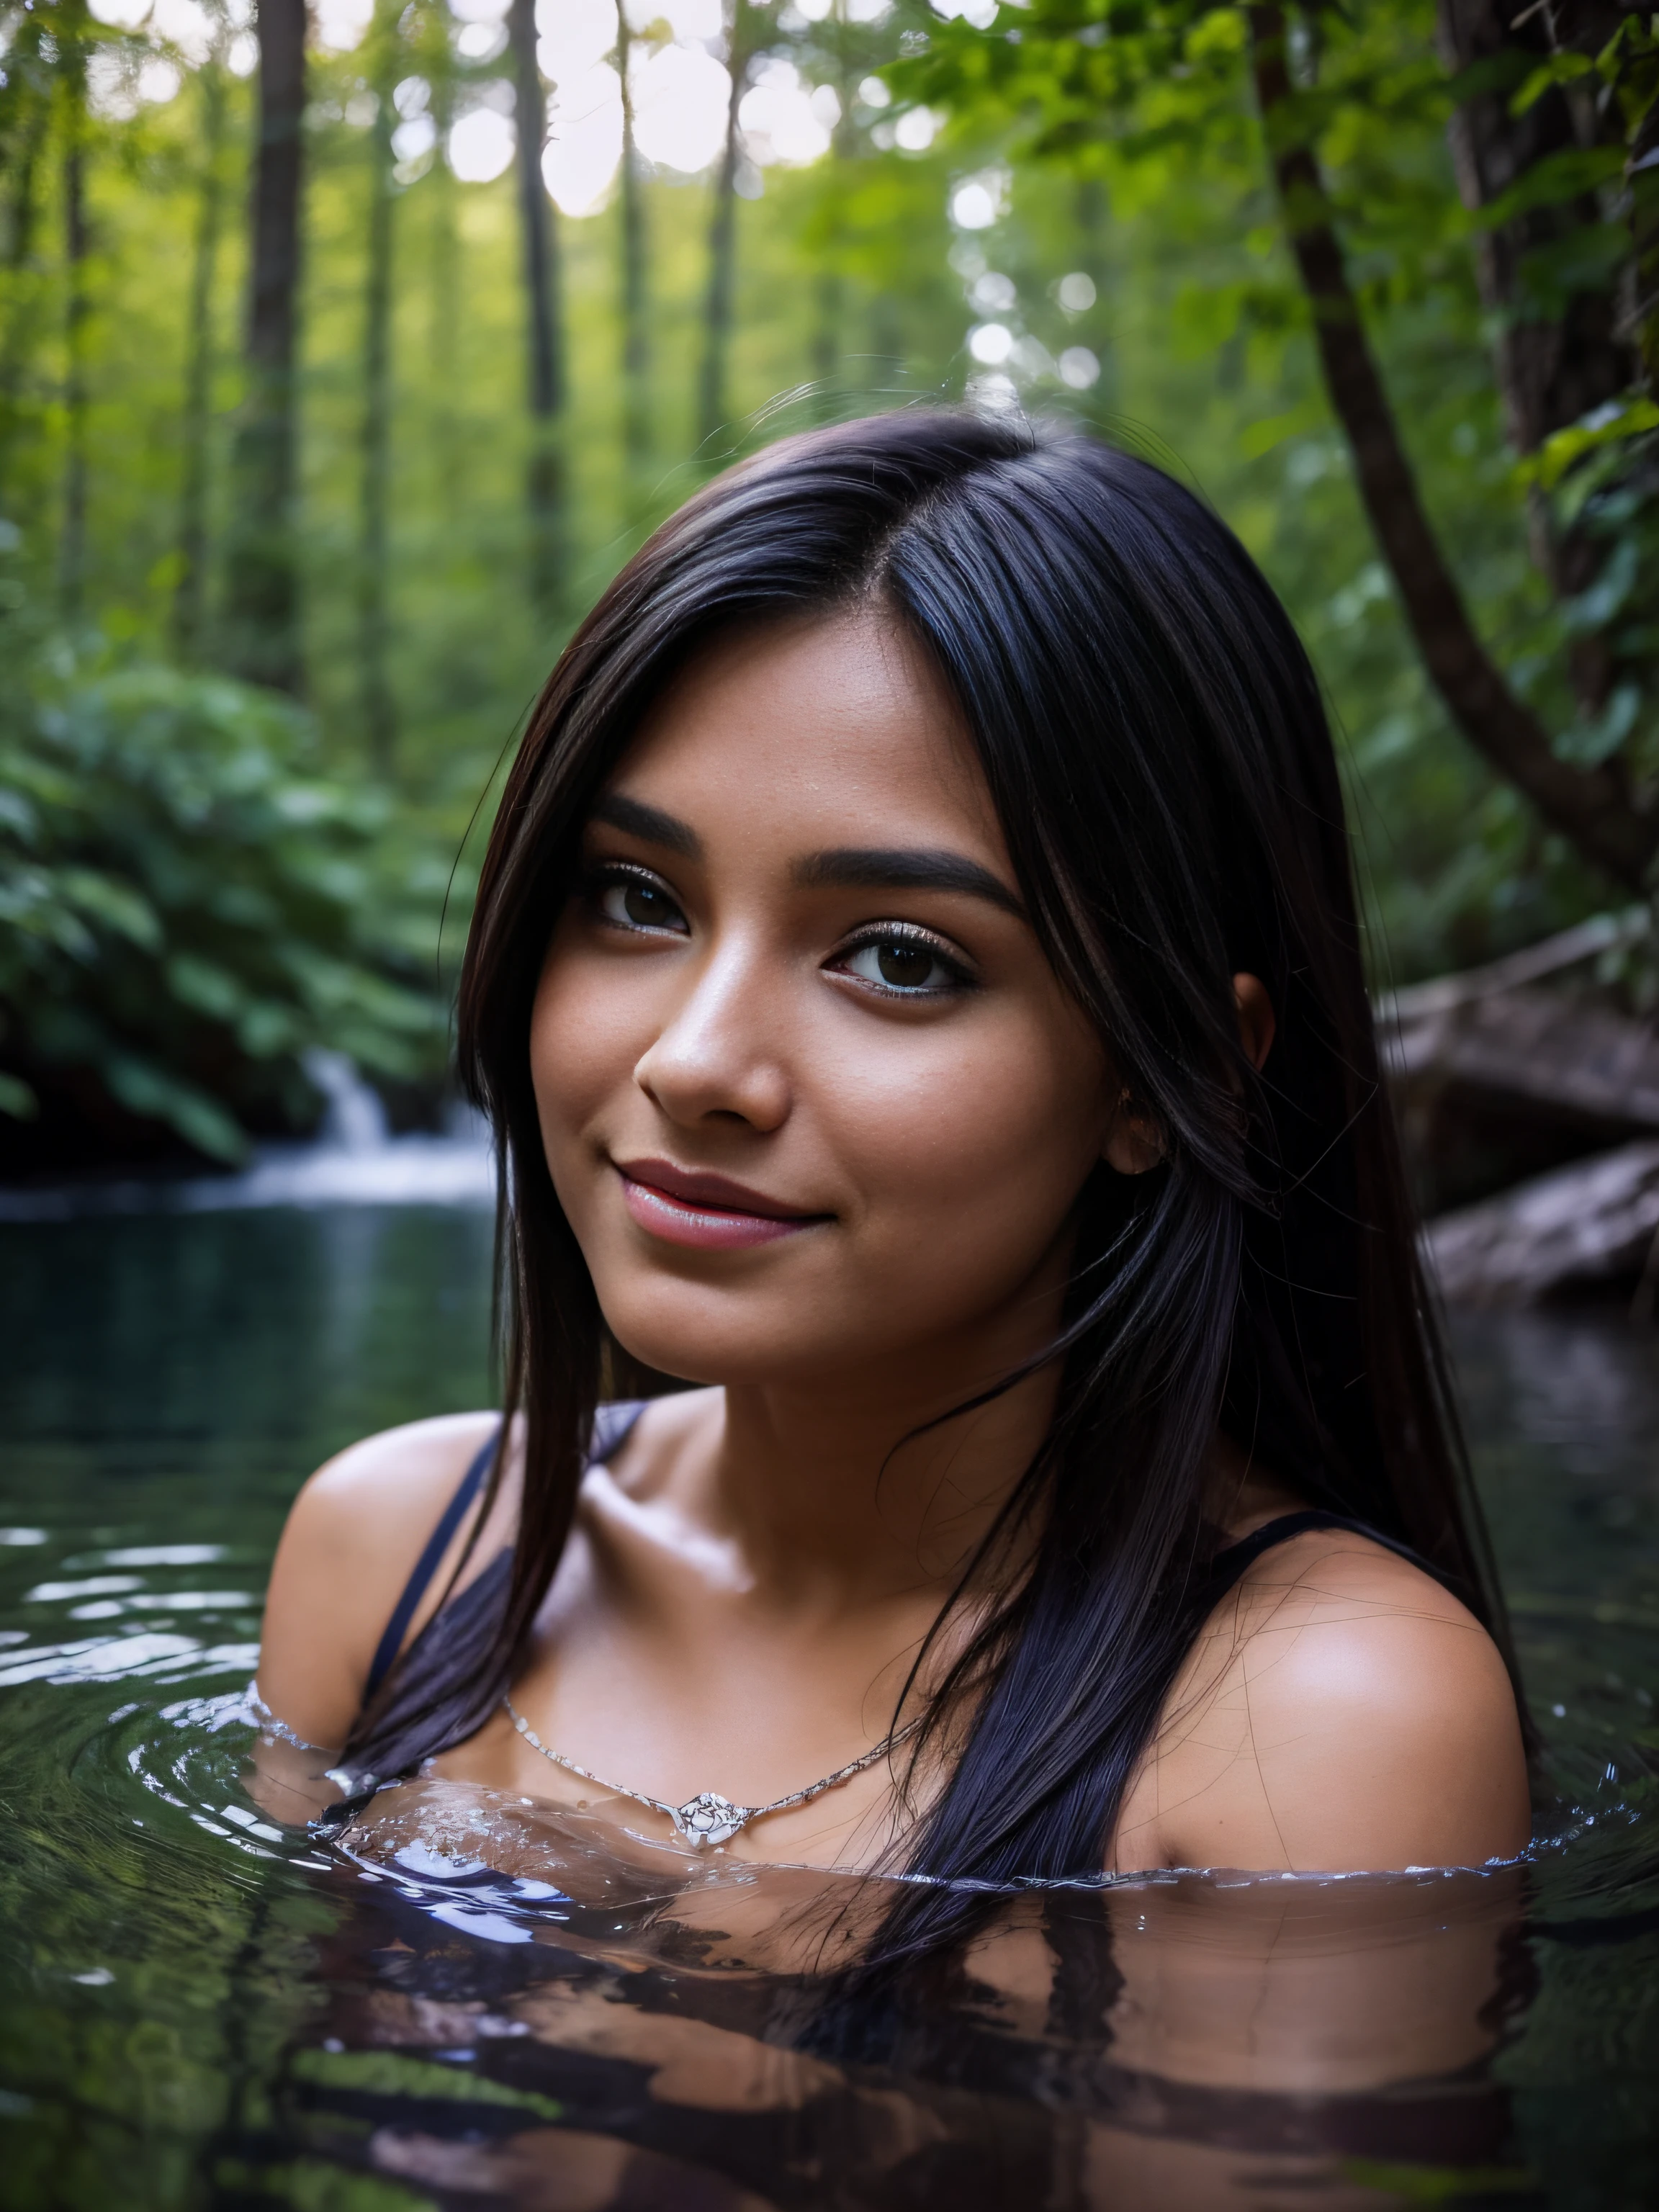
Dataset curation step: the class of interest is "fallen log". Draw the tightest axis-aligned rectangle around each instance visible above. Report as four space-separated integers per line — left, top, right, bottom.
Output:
1424 1139 1659 1308
1375 909 1659 1218
1383 985 1659 1132
1377 907 1648 1025
1376 911 1659 1302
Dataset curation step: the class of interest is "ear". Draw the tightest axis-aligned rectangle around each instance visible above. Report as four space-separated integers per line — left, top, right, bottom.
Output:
1102 1087 1164 1176
1233 971 1276 1072
1101 978 1275 1176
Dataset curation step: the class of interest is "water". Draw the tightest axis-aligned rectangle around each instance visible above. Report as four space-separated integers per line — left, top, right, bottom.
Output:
0 1051 495 1221
1 1192 1656 2209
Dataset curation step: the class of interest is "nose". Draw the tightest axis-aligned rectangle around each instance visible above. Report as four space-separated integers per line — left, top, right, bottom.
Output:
632 933 792 1133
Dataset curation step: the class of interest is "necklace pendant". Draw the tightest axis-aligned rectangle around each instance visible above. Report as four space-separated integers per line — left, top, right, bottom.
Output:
671 1791 750 1848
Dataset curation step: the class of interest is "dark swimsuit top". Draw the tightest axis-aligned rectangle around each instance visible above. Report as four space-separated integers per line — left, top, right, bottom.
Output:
343 1399 1441 1793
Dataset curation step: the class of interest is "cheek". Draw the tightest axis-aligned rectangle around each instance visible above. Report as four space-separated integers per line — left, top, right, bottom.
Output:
822 999 1109 1273
529 939 638 1169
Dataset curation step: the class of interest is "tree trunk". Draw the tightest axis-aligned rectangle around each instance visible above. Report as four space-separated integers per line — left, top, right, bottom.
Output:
358 15 398 775
1438 0 1629 459
1436 0 1634 714
58 0 89 620
225 0 307 695
507 0 563 622
699 0 750 451
0 63 50 513
1628 73 1659 388
809 3 855 423
617 6 650 482
427 66 462 518
174 60 227 662
1246 2 1658 895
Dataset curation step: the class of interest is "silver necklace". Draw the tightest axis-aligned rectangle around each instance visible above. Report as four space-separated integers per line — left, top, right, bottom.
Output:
502 1695 921 1848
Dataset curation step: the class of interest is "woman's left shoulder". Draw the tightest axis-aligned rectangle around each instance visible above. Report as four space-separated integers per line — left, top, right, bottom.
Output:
1116 1527 1533 1876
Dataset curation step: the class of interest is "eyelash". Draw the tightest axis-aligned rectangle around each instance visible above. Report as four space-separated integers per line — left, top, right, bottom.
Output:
829 925 976 999
583 863 976 997
588 863 689 935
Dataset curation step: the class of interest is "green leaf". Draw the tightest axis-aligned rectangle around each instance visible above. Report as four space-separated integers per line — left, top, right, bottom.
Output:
163 953 248 1024
1520 396 1659 492
0 786 39 842
102 1053 250 1164
1563 538 1641 633
0 1072 38 1120
236 1001 303 1059
1554 681 1642 767
56 868 163 952
289 2046 563 2122
1339 2161 1537 2203
212 2158 441 2212
1478 143 1627 227
1239 397 1328 458
1510 50 1595 116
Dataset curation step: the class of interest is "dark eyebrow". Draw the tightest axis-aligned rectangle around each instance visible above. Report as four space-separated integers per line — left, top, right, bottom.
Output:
588 792 701 858
793 847 1026 920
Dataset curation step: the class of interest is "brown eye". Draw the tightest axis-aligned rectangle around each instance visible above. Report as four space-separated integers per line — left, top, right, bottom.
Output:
598 876 688 934
840 935 964 994
876 941 938 989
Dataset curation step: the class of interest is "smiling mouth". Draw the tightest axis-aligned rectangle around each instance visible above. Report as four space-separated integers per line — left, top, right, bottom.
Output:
613 1159 831 1251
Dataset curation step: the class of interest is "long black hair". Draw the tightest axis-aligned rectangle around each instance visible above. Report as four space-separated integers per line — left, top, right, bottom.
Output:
343 409 1521 1951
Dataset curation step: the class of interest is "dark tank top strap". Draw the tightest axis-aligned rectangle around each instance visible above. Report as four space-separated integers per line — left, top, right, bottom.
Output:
363 1426 500 1701
589 1398 648 1466
361 1400 649 1704
1205 1509 1439 1606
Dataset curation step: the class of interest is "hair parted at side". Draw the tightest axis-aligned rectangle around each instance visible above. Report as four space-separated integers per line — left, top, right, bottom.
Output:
341 407 1523 1954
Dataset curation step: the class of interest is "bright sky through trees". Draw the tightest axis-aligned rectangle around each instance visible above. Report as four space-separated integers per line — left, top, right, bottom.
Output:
77 0 884 211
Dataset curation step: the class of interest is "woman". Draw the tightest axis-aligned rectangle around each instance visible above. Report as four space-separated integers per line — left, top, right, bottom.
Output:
256 410 1530 1936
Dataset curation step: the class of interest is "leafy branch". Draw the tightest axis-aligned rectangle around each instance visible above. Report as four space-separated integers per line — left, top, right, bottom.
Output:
899 0 1659 896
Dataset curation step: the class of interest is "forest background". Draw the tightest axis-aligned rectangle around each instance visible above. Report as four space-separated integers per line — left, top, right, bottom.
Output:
2 0 1656 1177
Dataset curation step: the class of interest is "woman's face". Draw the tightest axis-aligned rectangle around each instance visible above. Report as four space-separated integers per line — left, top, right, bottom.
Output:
531 610 1116 1393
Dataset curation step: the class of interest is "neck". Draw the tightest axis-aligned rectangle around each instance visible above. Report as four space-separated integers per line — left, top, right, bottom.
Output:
693 1295 1067 1609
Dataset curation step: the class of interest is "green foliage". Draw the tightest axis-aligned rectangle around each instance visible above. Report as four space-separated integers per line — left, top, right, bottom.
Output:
886 0 1654 958
0 606 446 1166
1 0 1650 1142
289 2044 562 2119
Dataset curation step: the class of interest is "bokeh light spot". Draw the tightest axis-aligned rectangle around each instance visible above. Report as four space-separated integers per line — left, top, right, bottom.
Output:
633 43 732 174
968 322 1014 366
545 63 623 215
449 107 516 185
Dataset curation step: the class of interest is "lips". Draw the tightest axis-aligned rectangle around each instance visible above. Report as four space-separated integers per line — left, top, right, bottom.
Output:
613 1158 830 1251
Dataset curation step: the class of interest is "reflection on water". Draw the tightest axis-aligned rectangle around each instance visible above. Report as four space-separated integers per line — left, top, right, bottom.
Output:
1 1208 1656 2208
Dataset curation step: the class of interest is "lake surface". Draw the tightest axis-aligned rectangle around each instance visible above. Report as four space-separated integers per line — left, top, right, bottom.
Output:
1 1203 1655 2211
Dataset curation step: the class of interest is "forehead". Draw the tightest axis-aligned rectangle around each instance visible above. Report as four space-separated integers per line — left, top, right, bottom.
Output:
613 611 1007 860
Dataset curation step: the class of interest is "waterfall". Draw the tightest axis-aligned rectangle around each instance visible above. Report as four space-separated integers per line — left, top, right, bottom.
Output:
0 1056 494 1219
300 1048 392 1155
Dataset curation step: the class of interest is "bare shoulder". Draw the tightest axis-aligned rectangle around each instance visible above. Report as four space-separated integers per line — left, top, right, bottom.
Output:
256 1411 506 1753
1112 1529 1532 1876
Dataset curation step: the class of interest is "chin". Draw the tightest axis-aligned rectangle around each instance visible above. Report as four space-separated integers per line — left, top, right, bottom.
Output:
596 1282 858 1393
